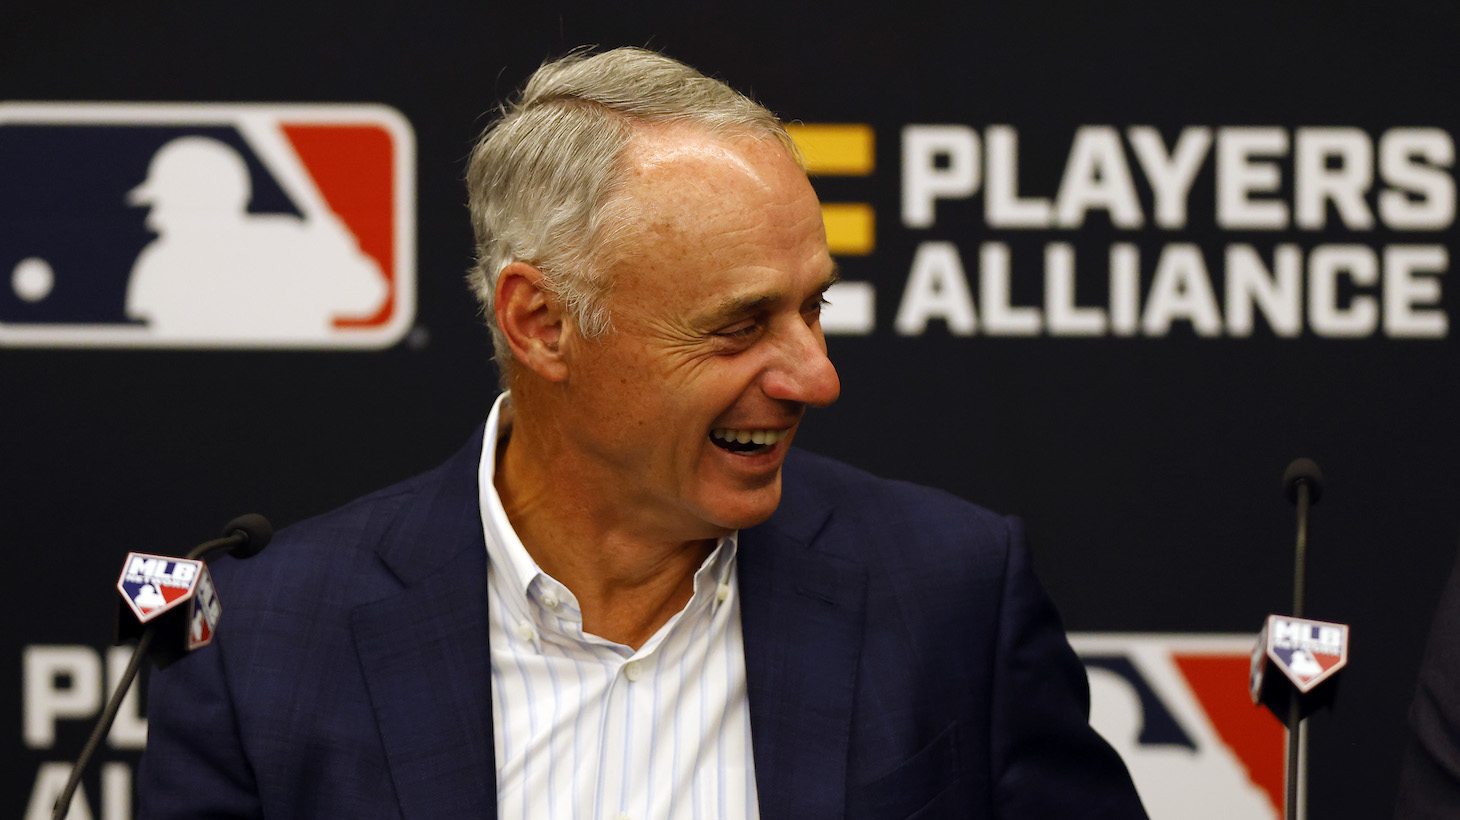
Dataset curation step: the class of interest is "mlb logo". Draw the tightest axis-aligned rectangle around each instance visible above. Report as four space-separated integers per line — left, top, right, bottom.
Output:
188 569 221 650
1260 615 1350 694
1073 633 1287 819
117 553 205 623
0 103 415 348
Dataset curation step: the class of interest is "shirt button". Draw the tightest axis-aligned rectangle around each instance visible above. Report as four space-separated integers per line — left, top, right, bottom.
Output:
541 591 560 609
624 660 643 682
717 583 731 602
514 619 536 643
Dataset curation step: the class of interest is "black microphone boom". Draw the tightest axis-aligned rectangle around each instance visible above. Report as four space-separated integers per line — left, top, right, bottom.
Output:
1284 457 1322 621
52 514 273 820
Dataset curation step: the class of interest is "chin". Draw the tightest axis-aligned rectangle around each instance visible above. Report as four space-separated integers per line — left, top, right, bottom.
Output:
703 479 784 531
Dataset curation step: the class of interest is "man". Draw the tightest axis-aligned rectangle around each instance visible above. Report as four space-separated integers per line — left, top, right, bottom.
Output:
140 47 1147 818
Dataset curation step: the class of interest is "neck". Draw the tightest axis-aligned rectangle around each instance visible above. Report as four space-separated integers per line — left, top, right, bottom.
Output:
495 402 717 649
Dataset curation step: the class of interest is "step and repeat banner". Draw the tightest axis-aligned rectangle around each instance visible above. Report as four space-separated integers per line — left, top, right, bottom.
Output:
6 3 1458 817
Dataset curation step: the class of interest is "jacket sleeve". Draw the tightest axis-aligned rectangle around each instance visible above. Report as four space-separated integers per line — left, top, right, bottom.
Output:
137 619 264 819
988 516 1149 819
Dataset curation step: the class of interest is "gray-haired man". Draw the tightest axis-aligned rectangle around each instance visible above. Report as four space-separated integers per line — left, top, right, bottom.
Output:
141 47 1147 819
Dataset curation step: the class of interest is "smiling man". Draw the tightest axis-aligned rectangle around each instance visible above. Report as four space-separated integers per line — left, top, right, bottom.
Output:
140 48 1147 819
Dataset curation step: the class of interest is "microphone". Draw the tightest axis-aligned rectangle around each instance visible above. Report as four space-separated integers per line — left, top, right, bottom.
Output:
1249 459 1348 820
186 512 274 561
52 514 273 820
1283 457 1325 506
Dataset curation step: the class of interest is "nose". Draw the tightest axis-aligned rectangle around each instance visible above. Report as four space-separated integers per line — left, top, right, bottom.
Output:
761 318 841 408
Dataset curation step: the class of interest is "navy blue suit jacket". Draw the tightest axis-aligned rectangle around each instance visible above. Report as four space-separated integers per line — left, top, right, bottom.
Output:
1395 541 1460 817
140 428 1146 818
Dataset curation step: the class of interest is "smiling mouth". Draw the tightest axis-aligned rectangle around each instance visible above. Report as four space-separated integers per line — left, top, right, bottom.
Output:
710 427 788 455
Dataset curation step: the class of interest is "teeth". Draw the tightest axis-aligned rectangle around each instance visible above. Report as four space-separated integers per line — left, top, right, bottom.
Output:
712 428 788 445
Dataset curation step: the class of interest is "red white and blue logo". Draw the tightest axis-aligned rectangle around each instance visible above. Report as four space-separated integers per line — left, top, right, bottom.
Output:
1253 615 1350 696
187 566 221 650
1073 633 1287 819
117 553 204 622
0 103 415 348
116 552 219 650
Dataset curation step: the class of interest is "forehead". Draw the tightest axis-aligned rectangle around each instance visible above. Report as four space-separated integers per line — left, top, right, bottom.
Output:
619 126 794 202
606 127 831 298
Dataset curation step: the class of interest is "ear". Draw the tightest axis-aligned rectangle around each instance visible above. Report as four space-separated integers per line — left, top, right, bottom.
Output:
494 262 569 382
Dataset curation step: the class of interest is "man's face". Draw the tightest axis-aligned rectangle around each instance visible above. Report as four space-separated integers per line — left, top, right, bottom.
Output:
555 127 841 541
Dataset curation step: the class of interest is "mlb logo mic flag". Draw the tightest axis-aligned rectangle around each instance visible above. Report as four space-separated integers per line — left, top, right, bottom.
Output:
116 552 219 653
1250 614 1350 720
0 103 415 349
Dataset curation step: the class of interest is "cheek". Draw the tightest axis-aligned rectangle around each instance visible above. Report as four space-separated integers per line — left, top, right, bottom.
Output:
656 351 754 408
578 332 767 427
571 339 661 399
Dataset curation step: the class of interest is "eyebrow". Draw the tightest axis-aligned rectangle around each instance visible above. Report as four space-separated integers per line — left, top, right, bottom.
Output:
700 265 842 326
822 263 843 291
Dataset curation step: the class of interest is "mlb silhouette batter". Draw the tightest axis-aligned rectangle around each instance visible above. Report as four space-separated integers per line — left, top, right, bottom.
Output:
126 136 386 340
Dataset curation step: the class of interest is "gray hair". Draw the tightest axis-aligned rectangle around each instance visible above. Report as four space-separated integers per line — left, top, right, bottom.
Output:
464 47 799 383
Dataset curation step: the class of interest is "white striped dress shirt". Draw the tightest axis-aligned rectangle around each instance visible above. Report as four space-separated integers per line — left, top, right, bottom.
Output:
478 394 761 820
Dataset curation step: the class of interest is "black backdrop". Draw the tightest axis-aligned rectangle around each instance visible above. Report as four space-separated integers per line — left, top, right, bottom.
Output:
7 2 1460 818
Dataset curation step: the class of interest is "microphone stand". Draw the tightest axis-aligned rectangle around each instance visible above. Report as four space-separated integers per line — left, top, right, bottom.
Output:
51 628 155 820
1282 458 1322 820
51 520 269 820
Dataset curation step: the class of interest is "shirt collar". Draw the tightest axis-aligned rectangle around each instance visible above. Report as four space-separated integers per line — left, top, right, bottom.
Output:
479 392 542 606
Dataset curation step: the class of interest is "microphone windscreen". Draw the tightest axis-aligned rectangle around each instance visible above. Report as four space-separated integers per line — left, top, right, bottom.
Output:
1283 458 1325 505
221 513 273 559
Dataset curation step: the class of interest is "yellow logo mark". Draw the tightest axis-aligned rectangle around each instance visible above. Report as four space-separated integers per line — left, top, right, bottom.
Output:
817 203 876 256
789 123 875 175
787 123 875 256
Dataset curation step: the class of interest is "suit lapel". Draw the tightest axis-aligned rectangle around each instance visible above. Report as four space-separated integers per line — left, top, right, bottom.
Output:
349 429 498 819
740 469 868 820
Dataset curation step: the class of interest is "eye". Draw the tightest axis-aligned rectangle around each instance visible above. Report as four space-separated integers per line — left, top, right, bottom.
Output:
803 294 830 319
715 319 760 339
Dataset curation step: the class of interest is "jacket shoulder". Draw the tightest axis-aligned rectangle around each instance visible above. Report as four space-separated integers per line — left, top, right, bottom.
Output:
783 447 1013 532
778 447 1020 576
210 428 485 613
